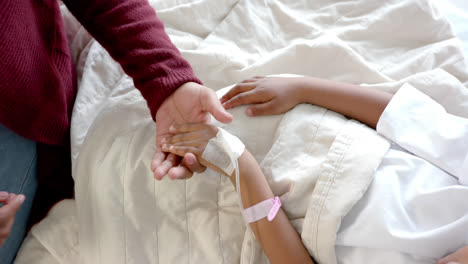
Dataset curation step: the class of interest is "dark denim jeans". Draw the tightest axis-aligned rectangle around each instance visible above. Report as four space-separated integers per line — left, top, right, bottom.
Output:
0 124 37 264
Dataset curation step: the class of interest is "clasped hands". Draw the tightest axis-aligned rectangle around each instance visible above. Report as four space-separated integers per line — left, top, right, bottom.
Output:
151 77 302 180
151 81 232 180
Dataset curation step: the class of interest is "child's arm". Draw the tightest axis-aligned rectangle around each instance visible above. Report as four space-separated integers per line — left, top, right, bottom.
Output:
221 76 392 129
222 77 467 182
162 124 314 264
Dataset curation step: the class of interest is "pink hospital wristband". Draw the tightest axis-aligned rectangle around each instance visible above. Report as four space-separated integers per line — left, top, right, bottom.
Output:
242 196 282 223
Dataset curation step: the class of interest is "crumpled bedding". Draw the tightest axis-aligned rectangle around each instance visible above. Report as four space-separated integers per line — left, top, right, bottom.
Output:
15 0 468 263
65 79 388 264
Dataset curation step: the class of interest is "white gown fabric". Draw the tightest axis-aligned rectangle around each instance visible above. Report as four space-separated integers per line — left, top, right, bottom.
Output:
336 84 468 264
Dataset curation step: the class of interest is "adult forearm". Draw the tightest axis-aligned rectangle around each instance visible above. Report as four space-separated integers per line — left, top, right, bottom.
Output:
297 77 392 129
64 0 201 117
229 150 313 264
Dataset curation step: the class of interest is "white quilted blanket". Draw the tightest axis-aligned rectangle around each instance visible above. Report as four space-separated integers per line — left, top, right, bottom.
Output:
15 0 468 263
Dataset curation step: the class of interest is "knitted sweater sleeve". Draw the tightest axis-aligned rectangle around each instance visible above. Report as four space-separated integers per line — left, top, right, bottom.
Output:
63 0 201 118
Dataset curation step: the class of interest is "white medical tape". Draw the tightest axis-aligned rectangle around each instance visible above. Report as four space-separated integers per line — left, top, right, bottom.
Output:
201 128 245 177
201 127 251 230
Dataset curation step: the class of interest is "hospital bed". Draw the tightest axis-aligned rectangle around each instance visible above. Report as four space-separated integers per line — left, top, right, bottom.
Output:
14 0 468 263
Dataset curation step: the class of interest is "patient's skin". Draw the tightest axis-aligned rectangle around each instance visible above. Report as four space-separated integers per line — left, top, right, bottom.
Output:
439 246 468 264
220 76 392 129
162 123 314 264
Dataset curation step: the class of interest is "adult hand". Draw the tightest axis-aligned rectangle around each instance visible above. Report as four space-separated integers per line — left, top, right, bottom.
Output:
220 76 304 116
0 192 25 246
439 246 468 264
151 82 232 180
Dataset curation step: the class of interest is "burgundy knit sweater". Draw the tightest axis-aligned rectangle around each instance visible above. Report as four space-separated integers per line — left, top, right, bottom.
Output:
0 0 201 145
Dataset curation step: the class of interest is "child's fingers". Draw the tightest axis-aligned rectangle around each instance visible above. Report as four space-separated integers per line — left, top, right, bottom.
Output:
241 76 264 84
163 140 204 151
220 82 256 104
169 123 211 134
164 128 217 144
222 89 266 109
165 124 218 145
164 131 203 144
163 145 202 158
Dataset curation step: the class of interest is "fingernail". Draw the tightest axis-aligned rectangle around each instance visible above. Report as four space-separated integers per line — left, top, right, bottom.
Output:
0 192 8 199
161 137 167 143
186 156 194 165
246 108 253 116
169 126 175 132
17 195 25 203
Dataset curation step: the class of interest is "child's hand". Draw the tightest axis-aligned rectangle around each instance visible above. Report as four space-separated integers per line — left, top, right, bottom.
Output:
439 246 468 264
220 76 304 116
161 123 220 178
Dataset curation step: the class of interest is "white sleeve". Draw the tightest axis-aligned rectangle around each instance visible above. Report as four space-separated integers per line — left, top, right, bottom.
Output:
376 83 468 185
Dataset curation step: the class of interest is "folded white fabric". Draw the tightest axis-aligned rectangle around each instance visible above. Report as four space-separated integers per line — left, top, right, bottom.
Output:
377 83 468 185
336 83 468 263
